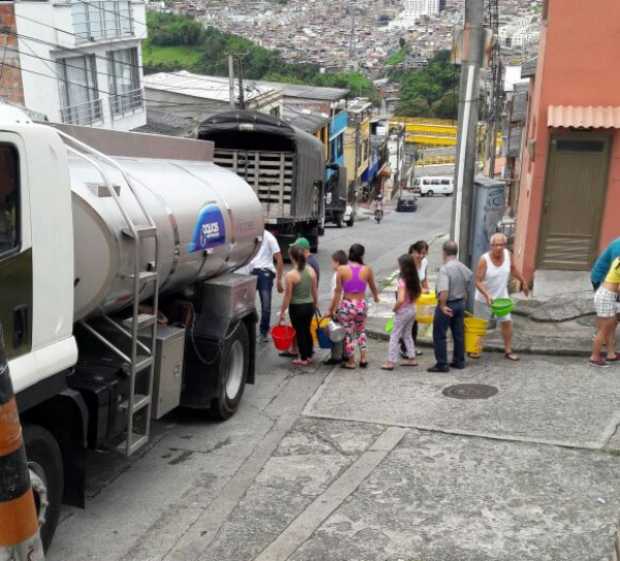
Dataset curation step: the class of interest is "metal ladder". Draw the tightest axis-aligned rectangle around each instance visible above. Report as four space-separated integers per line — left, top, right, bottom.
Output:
58 131 159 457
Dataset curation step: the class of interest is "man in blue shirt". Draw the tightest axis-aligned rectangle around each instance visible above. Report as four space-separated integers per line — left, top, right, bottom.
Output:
592 237 620 290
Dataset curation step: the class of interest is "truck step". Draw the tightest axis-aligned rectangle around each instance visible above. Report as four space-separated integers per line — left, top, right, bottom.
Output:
117 434 149 456
122 313 157 330
119 394 151 414
134 356 154 373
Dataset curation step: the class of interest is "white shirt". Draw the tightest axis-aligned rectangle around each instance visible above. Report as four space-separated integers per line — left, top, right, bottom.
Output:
475 249 511 302
417 257 428 283
244 230 281 274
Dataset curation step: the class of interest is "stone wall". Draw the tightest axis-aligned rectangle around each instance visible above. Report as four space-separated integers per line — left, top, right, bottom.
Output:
0 4 24 105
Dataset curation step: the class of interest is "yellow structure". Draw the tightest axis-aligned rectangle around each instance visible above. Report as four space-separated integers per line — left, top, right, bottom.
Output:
344 100 373 188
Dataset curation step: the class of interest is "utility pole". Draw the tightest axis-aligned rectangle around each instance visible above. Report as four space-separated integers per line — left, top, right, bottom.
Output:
451 0 486 268
486 0 502 179
237 56 246 110
353 119 361 209
228 55 236 109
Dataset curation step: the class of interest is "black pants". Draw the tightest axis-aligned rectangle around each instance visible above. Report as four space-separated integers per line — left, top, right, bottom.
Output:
289 303 315 360
433 299 466 368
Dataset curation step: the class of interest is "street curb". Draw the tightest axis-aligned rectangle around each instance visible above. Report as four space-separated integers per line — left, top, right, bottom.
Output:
366 326 593 358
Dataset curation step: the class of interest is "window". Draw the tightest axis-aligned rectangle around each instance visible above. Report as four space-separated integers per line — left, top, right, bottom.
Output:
330 135 344 161
72 0 133 42
58 55 102 125
0 145 20 255
270 106 280 119
441 179 451 185
108 48 142 117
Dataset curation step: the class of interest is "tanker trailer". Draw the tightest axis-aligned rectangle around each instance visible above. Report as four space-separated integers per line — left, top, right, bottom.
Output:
0 106 263 549
197 110 326 255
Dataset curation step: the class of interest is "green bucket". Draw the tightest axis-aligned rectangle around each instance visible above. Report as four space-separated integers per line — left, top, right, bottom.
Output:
491 298 514 317
384 317 394 334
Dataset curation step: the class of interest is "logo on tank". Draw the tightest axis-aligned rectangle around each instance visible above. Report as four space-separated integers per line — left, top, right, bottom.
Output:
188 204 226 253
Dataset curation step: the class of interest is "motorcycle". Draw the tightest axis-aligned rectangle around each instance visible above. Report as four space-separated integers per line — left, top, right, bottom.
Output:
373 195 384 224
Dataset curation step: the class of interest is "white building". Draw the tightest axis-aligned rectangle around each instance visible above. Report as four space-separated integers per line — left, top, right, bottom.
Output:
404 0 440 22
13 0 147 130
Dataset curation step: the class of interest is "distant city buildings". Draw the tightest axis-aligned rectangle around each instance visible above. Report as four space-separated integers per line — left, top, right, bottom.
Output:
403 0 440 22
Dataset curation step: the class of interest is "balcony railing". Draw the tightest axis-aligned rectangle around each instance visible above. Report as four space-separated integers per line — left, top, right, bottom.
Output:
110 88 144 119
60 98 103 126
72 0 134 43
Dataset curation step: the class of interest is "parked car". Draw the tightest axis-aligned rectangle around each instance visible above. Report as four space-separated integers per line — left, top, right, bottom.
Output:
396 191 418 212
416 176 454 197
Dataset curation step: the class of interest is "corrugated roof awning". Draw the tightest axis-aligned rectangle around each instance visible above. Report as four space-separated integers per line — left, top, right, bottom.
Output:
548 105 620 128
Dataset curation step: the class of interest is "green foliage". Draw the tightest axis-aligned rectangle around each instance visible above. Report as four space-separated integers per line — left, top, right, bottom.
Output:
144 15 379 102
396 50 459 119
142 41 202 72
386 48 406 66
147 12 204 46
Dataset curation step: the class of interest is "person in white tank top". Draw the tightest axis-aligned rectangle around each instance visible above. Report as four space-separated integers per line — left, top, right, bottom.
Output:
474 233 529 361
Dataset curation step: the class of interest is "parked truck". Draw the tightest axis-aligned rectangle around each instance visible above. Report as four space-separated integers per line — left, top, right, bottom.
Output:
0 106 264 549
197 111 326 254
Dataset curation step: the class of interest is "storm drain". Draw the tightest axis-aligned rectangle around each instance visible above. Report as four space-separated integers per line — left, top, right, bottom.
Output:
442 384 498 400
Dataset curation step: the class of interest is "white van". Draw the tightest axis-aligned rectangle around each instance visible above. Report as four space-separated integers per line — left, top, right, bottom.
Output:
415 176 454 197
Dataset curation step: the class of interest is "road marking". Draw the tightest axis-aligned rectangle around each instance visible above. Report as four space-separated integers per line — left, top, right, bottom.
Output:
252 426 407 561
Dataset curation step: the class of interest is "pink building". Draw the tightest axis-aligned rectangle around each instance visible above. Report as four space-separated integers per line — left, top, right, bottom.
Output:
514 0 620 284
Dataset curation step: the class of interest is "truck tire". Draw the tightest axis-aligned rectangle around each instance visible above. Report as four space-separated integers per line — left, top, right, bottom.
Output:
335 213 343 228
23 425 64 552
210 322 249 421
308 235 319 254
346 214 355 227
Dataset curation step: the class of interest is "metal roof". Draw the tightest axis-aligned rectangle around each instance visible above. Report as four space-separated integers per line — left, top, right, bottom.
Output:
548 106 620 129
282 109 329 133
248 80 349 101
143 71 280 102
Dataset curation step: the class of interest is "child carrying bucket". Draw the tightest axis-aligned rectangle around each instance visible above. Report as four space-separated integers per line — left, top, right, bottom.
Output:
382 255 422 370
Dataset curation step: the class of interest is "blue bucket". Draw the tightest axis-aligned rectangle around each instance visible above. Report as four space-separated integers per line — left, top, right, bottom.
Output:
317 327 333 349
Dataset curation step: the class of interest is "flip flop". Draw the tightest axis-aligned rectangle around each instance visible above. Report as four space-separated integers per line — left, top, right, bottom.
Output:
341 363 356 370
359 362 369 368
605 355 620 362
504 353 520 362
381 365 395 371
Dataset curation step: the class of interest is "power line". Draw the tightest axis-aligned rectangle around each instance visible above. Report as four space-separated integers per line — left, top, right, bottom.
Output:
1 60 229 112
2 25 144 72
72 0 147 29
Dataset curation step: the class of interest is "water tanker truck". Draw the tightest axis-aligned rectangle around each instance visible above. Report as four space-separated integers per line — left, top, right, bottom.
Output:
0 106 264 549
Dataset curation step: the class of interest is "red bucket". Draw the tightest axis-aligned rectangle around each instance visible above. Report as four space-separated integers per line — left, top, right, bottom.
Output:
271 324 296 351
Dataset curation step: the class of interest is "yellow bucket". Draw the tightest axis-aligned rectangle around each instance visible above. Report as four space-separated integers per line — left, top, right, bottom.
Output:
311 316 330 345
416 291 437 324
464 316 488 355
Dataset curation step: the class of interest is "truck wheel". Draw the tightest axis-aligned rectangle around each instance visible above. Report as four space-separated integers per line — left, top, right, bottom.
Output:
346 214 355 227
210 322 249 421
427 190 434 197
23 425 63 552
335 213 343 228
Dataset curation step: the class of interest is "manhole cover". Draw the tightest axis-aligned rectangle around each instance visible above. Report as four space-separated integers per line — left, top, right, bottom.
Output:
442 384 498 400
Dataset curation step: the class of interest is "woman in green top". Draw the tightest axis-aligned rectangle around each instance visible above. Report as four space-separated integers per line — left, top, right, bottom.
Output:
279 245 318 366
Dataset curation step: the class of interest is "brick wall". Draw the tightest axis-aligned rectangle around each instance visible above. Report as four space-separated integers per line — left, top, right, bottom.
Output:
0 4 24 105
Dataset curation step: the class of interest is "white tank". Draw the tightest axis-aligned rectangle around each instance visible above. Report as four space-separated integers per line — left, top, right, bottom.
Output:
69 154 263 321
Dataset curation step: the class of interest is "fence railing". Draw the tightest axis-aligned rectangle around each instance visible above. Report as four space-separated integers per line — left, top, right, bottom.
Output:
60 97 103 126
110 88 144 119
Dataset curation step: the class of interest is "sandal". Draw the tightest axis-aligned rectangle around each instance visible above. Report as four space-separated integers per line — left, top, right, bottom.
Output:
381 364 395 371
341 363 356 370
359 361 369 368
605 355 620 362
504 352 520 362
292 359 308 366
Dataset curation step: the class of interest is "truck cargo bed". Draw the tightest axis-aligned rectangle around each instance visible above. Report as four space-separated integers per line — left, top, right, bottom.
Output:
214 148 295 220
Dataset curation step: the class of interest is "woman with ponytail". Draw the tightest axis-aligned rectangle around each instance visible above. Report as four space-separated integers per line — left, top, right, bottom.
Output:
279 245 318 366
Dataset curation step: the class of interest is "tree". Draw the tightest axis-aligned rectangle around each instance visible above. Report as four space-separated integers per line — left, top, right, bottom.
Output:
395 50 459 119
